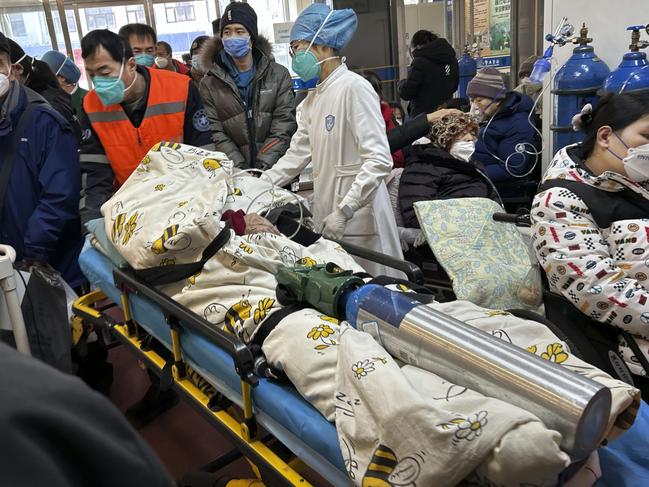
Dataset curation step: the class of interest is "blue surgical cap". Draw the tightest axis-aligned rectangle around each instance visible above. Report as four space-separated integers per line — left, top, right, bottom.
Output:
289 4 357 51
41 50 81 84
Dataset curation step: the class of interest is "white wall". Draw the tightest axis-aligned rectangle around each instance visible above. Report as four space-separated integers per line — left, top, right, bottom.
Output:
404 2 447 58
541 0 644 170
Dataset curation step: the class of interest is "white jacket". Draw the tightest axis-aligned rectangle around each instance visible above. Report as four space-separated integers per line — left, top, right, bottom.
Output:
531 145 649 375
265 64 403 276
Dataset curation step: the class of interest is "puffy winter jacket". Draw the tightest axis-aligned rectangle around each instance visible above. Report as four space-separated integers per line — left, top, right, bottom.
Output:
473 91 538 184
399 145 499 228
0 82 83 286
531 145 649 375
398 38 459 117
199 36 297 169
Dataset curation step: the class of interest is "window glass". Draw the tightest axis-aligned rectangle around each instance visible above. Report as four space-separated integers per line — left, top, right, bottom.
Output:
126 5 146 24
153 1 216 60
0 6 53 57
84 7 117 31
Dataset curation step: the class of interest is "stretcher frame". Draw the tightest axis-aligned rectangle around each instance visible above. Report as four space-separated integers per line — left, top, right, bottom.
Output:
72 241 423 486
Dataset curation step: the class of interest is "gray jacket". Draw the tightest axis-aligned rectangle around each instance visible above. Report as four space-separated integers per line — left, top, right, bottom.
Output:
199 36 297 169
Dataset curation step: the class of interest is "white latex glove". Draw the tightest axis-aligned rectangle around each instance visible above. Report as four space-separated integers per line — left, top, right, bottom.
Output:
321 208 350 240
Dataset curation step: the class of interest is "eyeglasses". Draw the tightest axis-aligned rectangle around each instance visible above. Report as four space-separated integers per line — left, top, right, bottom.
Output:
289 41 307 59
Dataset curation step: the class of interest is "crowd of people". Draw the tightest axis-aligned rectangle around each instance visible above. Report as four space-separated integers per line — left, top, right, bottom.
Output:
0 0 547 284
0 0 646 334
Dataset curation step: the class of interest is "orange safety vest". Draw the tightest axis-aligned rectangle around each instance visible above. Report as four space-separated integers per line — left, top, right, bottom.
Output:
83 67 189 185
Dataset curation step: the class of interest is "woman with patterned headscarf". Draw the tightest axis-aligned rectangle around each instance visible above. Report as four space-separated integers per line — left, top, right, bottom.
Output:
399 112 501 228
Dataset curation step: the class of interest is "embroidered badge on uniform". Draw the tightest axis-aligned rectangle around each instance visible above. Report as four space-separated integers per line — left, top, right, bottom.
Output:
325 114 335 132
193 109 210 132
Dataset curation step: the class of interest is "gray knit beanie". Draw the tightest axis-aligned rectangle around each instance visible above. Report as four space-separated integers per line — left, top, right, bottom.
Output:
467 67 506 100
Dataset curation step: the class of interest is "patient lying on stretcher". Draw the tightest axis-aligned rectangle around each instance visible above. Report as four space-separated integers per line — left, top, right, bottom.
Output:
99 143 640 487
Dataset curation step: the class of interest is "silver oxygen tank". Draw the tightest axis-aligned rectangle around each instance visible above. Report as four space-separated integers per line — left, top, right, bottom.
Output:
345 285 612 459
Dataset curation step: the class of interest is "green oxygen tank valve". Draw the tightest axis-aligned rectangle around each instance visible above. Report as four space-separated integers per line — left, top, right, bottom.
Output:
276 263 365 319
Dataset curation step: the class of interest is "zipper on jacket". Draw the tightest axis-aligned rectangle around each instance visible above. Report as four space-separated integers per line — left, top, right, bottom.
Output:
136 128 142 146
248 78 258 167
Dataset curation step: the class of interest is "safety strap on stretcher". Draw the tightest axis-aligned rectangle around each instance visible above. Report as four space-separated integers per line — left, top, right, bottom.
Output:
133 223 232 286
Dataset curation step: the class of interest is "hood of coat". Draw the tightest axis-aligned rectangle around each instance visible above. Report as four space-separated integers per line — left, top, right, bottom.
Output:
412 37 456 65
543 144 649 196
200 34 273 71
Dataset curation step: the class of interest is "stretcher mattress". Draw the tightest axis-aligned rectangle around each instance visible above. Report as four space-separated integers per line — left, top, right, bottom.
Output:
79 248 350 486
79 247 649 487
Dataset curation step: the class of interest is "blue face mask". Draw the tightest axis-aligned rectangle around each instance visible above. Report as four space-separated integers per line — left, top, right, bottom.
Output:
222 36 251 59
93 61 136 106
134 53 155 67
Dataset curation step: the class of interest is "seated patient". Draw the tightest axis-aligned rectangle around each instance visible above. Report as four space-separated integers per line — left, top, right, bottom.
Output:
531 92 649 379
468 68 538 185
399 112 500 228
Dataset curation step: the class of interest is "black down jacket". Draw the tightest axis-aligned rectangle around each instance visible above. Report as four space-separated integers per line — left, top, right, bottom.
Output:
398 145 500 228
399 38 459 117
199 35 297 169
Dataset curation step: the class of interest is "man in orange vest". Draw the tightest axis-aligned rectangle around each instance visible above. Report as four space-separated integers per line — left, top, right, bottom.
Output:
78 29 212 225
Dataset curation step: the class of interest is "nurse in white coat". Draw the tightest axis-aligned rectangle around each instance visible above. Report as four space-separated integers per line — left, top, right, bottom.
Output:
265 4 403 277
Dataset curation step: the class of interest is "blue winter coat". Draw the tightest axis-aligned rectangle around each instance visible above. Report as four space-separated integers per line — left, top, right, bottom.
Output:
0 83 84 286
474 91 538 183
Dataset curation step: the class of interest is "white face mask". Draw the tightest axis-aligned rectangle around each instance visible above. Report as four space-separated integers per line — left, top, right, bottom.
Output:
69 83 79 95
622 143 649 182
155 56 169 69
0 71 10 97
450 140 476 162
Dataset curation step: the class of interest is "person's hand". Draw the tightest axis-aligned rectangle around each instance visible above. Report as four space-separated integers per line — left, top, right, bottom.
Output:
414 231 428 248
321 208 350 240
243 213 280 235
426 108 463 124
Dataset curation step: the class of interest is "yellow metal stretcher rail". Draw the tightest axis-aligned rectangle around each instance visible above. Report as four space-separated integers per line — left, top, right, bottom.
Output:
72 290 313 486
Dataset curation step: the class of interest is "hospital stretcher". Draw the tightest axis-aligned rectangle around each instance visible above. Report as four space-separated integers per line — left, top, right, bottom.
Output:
73 245 649 486
72 241 422 486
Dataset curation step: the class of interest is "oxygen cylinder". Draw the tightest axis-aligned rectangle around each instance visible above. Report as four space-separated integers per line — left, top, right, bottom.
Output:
551 24 610 155
345 284 612 459
601 25 649 95
458 47 476 98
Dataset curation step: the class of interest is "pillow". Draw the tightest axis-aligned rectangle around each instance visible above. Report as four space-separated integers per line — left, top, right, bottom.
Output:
414 198 539 310
85 218 129 268
101 142 232 270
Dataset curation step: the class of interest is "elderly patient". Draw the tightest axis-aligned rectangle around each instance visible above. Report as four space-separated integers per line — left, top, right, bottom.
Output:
399 112 500 229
